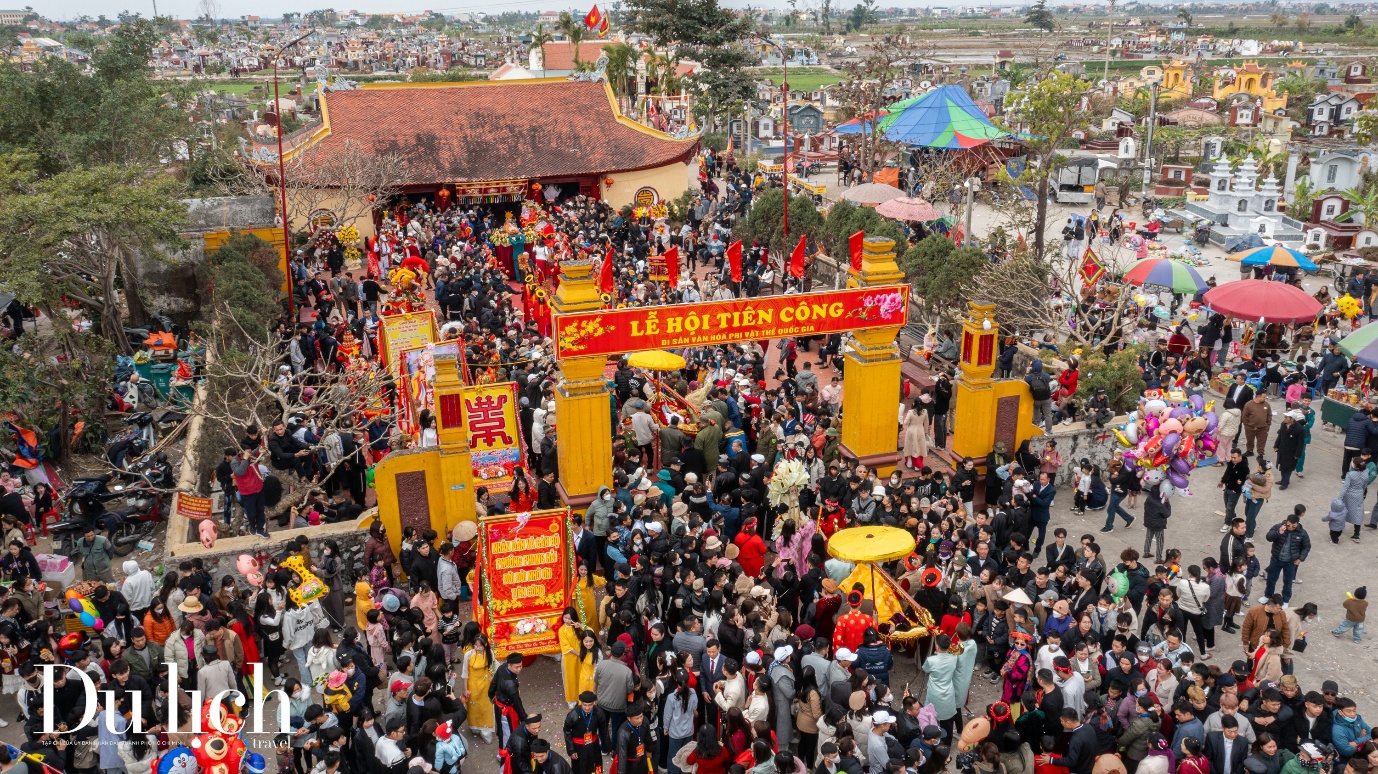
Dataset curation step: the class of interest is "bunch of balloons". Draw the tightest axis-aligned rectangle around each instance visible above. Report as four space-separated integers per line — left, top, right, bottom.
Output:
1111 390 1221 498
65 589 103 632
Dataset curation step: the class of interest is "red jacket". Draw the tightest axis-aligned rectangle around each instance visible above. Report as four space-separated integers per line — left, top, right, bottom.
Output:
1057 368 1079 398
733 531 767 578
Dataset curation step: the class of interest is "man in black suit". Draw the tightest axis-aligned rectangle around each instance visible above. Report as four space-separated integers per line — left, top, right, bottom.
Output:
571 515 597 576
1041 708 1097 774
699 639 725 727
1205 716 1250 774
1223 372 1255 410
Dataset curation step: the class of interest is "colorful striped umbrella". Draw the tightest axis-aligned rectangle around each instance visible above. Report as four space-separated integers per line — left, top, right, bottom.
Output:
1120 258 1209 294
1225 244 1319 272
1339 323 1378 368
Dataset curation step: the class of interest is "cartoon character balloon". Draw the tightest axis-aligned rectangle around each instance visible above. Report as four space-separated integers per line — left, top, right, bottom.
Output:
154 747 200 774
279 555 327 606
1126 388 1223 499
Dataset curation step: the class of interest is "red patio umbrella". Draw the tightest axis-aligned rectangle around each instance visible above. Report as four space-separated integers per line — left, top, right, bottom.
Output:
1202 279 1323 324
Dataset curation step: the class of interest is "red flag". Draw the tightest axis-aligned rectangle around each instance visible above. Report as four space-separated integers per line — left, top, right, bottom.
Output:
583 5 603 31
663 246 679 283
597 12 609 35
599 244 615 294
727 240 743 283
790 234 806 278
849 230 864 272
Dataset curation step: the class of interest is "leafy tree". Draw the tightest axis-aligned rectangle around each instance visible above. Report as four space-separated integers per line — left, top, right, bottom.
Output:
1289 176 1317 220
602 41 637 105
0 151 188 353
846 0 876 32
0 16 191 176
1334 183 1378 227
1176 7 1192 26
820 199 906 258
820 0 832 33
529 24 553 76
0 337 113 462
737 187 824 263
1002 70 1094 257
1073 345 1145 412
1295 12 1311 30
1354 110 1378 145
620 0 756 129
1343 14 1364 32
557 11 588 69
898 235 988 317
197 233 284 350
1025 0 1055 32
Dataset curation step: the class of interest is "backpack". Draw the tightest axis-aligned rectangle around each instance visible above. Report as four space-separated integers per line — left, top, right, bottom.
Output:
1028 372 1053 401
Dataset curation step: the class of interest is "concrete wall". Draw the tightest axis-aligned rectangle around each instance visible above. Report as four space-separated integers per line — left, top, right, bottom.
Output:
1028 416 1128 488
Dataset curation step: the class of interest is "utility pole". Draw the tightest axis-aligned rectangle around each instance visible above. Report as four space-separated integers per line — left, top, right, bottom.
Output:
1103 0 1114 85
964 177 977 248
1141 77 1160 193
270 28 316 321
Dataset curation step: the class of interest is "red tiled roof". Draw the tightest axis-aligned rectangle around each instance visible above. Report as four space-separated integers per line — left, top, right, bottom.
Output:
539 41 610 72
310 80 697 185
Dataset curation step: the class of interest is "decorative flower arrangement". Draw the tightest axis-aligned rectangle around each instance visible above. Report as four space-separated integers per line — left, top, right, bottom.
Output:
490 231 512 247
335 225 360 244
766 458 811 538
852 290 906 322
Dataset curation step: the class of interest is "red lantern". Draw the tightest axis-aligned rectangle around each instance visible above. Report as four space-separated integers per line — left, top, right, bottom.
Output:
604 177 615 186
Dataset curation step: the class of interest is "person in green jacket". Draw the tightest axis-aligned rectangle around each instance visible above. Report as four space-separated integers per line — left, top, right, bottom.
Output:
695 415 723 463
75 527 114 583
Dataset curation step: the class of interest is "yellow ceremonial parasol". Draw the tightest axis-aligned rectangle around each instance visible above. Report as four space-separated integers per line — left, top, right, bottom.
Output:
626 350 687 371
827 526 917 563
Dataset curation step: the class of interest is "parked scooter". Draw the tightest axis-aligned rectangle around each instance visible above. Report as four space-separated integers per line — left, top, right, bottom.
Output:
51 453 170 558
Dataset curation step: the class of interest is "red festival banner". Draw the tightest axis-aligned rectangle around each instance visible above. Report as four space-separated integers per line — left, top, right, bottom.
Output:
474 508 572 658
465 382 526 490
553 284 910 359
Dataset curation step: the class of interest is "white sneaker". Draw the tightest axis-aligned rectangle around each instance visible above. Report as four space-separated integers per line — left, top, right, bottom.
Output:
0 718 10 727
1297 472 1305 479
1282 602 1290 609
1221 523 1231 533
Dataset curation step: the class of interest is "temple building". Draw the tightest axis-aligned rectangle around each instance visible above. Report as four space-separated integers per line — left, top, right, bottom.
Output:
270 78 699 236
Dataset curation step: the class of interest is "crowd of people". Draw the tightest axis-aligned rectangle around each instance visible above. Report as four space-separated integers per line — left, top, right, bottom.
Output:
1 175 1375 774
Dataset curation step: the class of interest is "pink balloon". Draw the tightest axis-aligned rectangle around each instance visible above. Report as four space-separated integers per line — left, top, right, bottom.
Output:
92 619 104 632
1159 418 1184 436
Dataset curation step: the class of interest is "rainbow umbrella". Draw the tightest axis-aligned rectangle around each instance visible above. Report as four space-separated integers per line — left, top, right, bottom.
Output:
1225 244 1318 272
1120 258 1208 294
1339 323 1378 368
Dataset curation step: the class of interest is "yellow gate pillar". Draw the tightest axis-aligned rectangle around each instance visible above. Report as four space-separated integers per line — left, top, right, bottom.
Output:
552 260 613 508
433 353 478 537
950 302 1001 464
949 300 1042 473
840 237 907 476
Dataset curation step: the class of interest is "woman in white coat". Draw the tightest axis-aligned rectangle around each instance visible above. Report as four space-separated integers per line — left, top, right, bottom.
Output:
901 399 930 471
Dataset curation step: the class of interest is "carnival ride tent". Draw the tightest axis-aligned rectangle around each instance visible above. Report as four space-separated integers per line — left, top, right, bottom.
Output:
880 85 1012 149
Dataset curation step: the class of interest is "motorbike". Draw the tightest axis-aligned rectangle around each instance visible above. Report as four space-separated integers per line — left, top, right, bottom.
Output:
52 453 171 558
1193 220 1212 247
1141 196 1158 218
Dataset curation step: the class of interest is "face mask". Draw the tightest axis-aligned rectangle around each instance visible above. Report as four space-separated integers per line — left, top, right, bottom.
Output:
1138 655 1150 662
323 549 331 556
1135 689 1148 697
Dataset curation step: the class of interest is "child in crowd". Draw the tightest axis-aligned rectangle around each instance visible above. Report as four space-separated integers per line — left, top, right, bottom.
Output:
1332 586 1367 642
